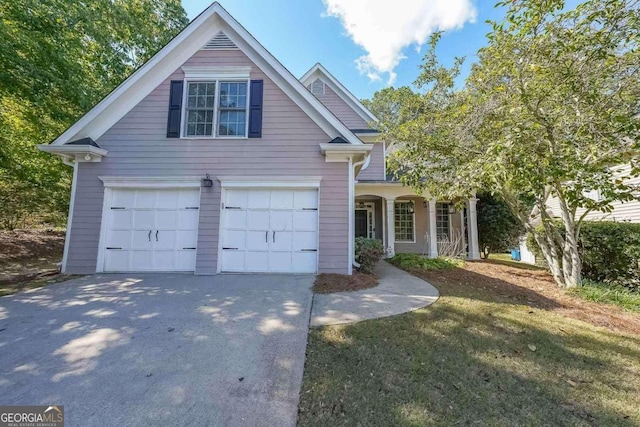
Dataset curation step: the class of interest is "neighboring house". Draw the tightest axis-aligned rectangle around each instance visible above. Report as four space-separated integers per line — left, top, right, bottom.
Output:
519 164 640 264
39 2 480 276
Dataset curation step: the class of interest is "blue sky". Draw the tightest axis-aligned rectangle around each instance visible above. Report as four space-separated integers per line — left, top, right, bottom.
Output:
180 1 507 100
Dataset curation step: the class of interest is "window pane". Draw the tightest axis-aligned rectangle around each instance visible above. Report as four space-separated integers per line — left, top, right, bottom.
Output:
217 82 248 137
185 82 215 137
394 202 414 242
436 203 450 239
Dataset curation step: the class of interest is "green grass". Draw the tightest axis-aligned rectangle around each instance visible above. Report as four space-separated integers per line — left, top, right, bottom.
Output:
569 280 640 313
298 264 640 426
487 253 545 270
389 253 464 270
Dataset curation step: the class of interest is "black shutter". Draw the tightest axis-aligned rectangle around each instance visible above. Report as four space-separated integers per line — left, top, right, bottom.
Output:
166 80 183 138
248 80 263 138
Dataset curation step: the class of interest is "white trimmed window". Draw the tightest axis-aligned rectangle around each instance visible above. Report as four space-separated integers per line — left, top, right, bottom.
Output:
436 202 450 239
394 201 415 242
183 79 249 138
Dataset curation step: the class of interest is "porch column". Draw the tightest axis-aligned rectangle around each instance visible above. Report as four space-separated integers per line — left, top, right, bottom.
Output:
381 198 387 250
428 198 438 258
467 197 480 260
386 198 395 257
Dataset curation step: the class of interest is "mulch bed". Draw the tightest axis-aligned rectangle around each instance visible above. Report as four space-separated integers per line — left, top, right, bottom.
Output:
0 229 65 263
313 272 379 294
410 260 640 335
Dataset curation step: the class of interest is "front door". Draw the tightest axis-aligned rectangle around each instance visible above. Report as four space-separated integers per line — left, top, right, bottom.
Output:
354 203 375 238
355 210 368 238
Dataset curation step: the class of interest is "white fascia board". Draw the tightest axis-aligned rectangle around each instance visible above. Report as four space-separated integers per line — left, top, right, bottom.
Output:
50 2 362 147
319 143 372 155
38 144 108 157
181 65 251 79
218 176 322 188
99 176 202 188
301 63 379 123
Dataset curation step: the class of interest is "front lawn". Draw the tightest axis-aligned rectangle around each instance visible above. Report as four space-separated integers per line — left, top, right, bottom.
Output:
298 259 640 426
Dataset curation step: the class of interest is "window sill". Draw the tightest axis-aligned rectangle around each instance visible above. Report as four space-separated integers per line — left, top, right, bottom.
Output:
394 240 416 244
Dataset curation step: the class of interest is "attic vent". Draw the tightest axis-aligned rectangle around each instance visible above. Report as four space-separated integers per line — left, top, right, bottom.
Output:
311 78 325 96
201 31 237 50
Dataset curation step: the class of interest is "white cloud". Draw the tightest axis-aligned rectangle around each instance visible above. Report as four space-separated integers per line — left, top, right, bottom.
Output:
323 0 477 84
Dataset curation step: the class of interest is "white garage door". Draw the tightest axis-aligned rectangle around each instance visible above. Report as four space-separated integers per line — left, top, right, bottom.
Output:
221 189 318 273
102 188 200 272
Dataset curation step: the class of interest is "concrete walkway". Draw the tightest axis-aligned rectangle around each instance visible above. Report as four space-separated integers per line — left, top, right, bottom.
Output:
310 261 439 327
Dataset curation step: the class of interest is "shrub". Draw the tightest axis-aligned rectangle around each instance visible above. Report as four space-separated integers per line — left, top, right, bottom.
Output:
569 280 640 312
526 221 640 290
355 237 384 274
477 192 525 258
390 253 464 270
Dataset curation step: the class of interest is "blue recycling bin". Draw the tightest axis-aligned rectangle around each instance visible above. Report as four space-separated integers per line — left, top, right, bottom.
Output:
511 249 521 261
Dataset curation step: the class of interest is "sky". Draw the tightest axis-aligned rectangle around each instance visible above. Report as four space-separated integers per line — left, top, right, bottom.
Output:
181 0 507 100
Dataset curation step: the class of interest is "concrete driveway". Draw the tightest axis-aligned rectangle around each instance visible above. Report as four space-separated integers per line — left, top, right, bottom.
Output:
0 273 314 426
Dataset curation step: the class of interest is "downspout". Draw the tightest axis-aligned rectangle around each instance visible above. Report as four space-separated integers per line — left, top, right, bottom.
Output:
350 154 368 273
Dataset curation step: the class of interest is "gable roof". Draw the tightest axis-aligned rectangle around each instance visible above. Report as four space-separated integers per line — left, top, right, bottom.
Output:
49 2 362 146
300 63 379 125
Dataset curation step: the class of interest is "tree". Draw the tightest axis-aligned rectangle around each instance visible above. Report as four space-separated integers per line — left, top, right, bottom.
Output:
477 193 525 258
369 0 640 288
0 0 189 228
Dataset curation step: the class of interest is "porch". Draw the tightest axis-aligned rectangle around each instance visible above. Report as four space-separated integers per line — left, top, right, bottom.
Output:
355 182 480 259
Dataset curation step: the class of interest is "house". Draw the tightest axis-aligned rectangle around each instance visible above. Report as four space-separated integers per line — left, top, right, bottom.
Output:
39 2 480 276
519 164 640 264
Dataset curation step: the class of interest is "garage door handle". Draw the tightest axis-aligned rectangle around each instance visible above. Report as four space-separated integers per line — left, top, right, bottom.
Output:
155 230 159 242
272 231 275 242
148 230 151 242
265 231 268 243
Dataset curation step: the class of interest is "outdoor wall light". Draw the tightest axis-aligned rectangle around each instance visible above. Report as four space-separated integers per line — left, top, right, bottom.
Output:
423 200 428 208
408 201 415 214
201 173 213 188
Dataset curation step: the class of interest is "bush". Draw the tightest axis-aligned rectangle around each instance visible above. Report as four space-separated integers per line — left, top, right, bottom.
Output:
477 193 524 258
355 237 384 274
389 253 464 270
526 221 640 290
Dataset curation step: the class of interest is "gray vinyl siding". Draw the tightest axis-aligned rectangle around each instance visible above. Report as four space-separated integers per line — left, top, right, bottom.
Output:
546 165 640 223
356 142 385 181
65 49 349 274
311 84 370 129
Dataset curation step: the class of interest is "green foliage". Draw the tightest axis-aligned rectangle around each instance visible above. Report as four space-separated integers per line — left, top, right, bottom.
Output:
477 193 525 258
527 221 640 289
354 237 384 274
369 0 640 287
569 280 640 312
389 253 464 271
0 0 189 229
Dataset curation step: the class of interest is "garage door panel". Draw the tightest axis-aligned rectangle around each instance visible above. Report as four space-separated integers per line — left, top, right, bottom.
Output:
130 251 153 270
269 252 292 273
270 211 292 231
270 191 294 209
225 190 248 209
112 190 135 209
293 231 317 251
247 190 270 208
247 210 269 230
156 190 179 209
293 252 316 273
178 211 199 230
179 190 200 208
294 190 318 209
221 250 245 272
135 190 156 208
105 250 129 271
246 252 269 271
224 230 246 250
293 211 317 231
225 210 246 229
110 210 132 230
132 230 152 249
107 230 131 249
156 210 177 229
133 210 154 229
271 231 292 252
153 251 175 270
247 230 269 251
155 230 176 250
175 251 196 271
176 230 198 248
